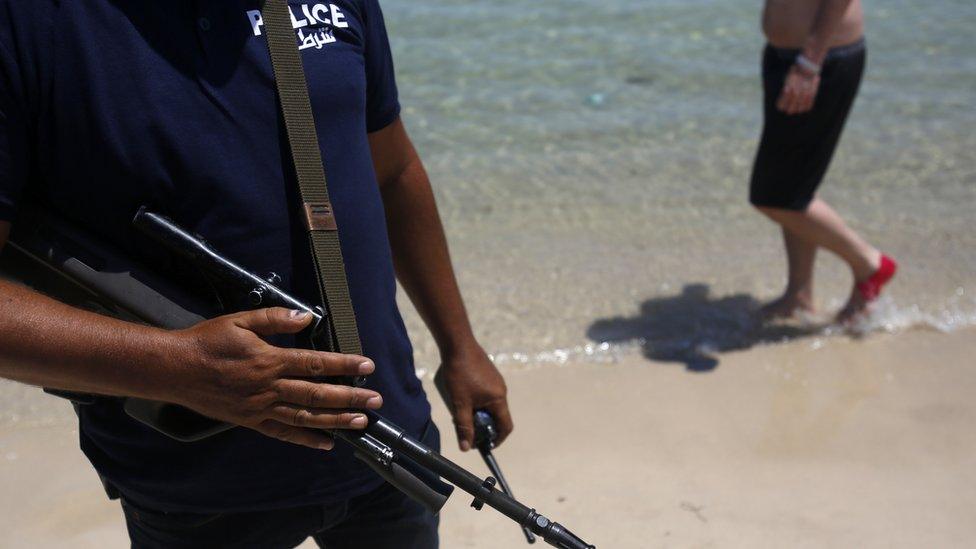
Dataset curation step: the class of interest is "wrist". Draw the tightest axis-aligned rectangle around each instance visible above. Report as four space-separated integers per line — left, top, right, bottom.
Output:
793 54 821 78
145 329 201 404
801 40 828 67
438 335 484 365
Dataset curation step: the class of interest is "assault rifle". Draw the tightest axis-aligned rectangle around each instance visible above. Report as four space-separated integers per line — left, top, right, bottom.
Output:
0 206 595 549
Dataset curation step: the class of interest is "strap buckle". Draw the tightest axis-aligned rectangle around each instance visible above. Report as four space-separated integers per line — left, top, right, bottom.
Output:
303 201 337 231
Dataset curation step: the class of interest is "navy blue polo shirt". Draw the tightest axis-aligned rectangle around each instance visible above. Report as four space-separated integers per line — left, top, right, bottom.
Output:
0 0 431 511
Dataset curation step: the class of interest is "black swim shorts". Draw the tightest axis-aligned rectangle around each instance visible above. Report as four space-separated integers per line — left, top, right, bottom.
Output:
749 38 866 210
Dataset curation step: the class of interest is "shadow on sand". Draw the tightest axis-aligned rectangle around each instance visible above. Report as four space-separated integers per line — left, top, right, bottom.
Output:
586 283 824 373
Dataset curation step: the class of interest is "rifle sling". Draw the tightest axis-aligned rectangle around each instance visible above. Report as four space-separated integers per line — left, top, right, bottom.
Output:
260 0 362 355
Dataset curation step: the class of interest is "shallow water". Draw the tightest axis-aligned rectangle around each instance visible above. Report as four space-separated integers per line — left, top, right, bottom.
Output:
385 0 976 366
2 0 975 425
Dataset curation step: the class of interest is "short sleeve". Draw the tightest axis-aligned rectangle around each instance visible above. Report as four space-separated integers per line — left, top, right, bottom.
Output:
362 0 400 133
0 39 28 222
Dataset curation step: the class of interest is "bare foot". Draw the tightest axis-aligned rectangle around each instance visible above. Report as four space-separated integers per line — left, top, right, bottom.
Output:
760 293 816 320
835 286 869 324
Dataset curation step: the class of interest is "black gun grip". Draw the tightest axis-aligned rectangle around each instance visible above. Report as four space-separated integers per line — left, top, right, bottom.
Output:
473 409 498 451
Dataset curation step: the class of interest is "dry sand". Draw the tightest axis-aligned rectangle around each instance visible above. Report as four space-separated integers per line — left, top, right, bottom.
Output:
1 327 974 548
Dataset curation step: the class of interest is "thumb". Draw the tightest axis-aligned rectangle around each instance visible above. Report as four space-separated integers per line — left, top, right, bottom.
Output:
234 307 314 336
452 402 475 452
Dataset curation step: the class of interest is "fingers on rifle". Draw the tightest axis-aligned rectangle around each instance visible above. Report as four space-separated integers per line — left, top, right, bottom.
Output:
452 403 474 452
256 419 334 450
277 380 383 410
488 400 514 446
271 405 368 430
280 349 374 379
234 307 313 336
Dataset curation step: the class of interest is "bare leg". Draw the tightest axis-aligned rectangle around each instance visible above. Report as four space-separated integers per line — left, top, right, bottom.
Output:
756 198 882 321
761 227 817 318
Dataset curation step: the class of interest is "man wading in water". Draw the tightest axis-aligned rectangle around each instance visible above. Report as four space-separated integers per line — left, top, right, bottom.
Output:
0 1 511 546
751 0 897 321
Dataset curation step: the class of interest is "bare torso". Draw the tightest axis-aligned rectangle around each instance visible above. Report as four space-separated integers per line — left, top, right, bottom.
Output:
762 0 863 49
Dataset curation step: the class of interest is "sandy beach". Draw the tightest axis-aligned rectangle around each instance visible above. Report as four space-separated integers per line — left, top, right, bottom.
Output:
2 326 973 548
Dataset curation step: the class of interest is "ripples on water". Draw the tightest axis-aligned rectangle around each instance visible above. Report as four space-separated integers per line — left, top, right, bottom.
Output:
386 0 976 366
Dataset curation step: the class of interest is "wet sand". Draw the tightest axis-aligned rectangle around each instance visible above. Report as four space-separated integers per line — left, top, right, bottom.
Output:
1 327 974 548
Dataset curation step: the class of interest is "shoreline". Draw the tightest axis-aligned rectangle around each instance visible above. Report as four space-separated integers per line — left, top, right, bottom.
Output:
2 326 974 548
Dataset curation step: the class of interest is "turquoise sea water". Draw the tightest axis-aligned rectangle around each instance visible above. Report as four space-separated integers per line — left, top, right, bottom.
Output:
384 0 976 365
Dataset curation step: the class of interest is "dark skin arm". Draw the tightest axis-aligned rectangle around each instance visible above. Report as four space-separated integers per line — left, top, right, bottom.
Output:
369 118 513 451
0 221 383 450
777 0 854 114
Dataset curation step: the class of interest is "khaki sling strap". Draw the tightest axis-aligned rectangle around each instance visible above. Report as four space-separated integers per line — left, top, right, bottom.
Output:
260 0 362 355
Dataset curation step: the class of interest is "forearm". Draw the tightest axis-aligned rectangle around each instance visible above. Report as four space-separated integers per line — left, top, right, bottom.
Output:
0 279 183 400
371 122 512 448
381 159 478 356
804 0 854 63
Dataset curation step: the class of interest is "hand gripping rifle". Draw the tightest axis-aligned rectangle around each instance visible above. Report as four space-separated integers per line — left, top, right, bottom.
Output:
0 206 595 549
474 409 537 544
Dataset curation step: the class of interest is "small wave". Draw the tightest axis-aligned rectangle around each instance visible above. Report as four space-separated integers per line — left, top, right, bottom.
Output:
488 290 976 370
489 340 642 368
839 288 976 336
